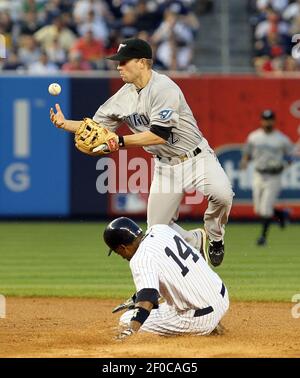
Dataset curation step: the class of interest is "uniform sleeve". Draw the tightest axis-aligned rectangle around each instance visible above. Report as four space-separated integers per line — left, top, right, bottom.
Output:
130 252 159 293
93 102 123 132
149 86 180 128
93 88 128 132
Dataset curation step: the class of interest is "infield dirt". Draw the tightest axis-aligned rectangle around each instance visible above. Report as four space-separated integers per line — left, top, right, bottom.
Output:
0 298 299 358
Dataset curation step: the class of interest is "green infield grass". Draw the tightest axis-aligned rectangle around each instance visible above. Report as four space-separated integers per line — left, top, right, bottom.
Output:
0 222 299 301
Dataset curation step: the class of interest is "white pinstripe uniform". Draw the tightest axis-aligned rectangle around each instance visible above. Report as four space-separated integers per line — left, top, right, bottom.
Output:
94 70 233 244
119 224 229 335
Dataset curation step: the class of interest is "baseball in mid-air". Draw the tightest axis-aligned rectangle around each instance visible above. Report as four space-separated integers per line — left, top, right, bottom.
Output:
48 83 61 96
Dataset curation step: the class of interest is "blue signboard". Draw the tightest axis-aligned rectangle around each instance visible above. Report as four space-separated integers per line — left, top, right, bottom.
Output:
0 76 70 216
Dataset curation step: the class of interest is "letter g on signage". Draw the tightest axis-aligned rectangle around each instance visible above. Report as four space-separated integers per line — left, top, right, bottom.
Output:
4 163 30 192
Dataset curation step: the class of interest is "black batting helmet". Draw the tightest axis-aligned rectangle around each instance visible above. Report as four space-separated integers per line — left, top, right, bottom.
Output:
103 217 143 255
261 109 275 120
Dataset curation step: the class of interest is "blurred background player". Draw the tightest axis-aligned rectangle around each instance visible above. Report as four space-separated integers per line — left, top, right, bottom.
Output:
104 217 229 339
240 109 294 246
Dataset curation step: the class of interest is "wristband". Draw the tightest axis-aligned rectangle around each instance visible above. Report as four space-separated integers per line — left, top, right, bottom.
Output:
130 307 150 325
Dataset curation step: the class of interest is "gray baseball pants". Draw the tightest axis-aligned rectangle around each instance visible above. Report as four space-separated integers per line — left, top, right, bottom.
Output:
147 140 234 243
252 171 282 217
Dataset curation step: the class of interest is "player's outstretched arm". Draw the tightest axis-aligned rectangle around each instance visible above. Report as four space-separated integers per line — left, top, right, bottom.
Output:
116 300 153 341
123 131 166 147
50 103 81 133
239 154 251 170
75 125 167 157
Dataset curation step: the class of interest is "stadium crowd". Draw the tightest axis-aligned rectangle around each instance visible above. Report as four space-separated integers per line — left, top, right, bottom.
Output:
3 0 298 74
0 0 206 72
249 0 300 73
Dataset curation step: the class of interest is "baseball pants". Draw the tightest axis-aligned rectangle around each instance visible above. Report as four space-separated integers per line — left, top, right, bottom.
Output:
252 171 282 217
147 140 234 242
119 290 229 336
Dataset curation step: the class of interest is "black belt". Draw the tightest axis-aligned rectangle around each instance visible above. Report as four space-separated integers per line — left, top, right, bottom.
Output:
194 283 226 317
255 167 283 175
157 146 202 162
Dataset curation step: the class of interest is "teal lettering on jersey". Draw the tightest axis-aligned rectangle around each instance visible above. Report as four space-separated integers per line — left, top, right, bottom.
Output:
124 113 150 128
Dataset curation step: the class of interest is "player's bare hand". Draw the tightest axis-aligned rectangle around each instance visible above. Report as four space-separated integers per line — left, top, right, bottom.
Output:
114 328 135 341
50 103 66 129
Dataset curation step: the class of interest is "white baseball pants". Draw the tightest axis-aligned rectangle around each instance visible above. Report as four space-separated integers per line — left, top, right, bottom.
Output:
119 290 229 336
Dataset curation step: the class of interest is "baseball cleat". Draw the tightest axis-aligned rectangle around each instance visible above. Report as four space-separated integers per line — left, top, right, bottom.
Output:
208 239 224 267
279 208 291 229
256 236 266 246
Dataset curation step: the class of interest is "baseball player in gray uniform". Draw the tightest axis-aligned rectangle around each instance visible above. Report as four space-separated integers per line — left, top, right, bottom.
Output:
240 110 294 246
50 38 234 266
103 217 229 339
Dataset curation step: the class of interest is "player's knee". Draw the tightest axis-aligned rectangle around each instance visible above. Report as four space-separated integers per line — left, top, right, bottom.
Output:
260 210 273 218
214 188 234 208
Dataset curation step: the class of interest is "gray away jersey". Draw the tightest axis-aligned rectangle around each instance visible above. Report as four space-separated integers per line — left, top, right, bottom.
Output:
93 70 203 157
243 128 294 171
130 224 224 312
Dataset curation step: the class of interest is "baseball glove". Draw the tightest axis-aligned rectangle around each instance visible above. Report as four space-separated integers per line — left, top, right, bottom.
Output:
74 118 119 156
112 293 163 313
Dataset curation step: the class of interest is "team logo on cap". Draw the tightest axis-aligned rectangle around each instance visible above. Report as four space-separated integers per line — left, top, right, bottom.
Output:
117 43 127 52
159 109 173 120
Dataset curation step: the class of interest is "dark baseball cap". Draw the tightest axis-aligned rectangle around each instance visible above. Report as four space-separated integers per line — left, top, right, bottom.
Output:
106 38 152 62
261 109 275 119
